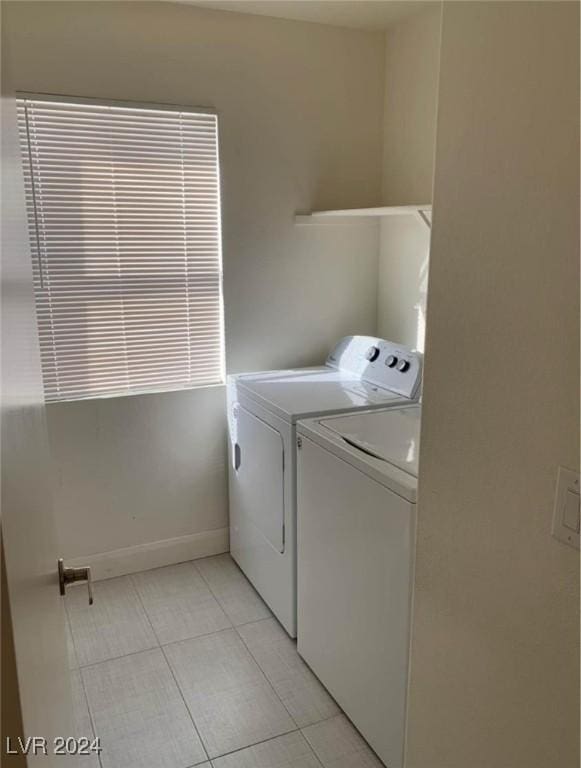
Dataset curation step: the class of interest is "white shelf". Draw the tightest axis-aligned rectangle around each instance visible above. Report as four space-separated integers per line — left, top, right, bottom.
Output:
295 205 432 228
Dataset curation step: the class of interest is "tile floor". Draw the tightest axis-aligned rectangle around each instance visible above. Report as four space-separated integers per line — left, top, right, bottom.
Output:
66 553 385 768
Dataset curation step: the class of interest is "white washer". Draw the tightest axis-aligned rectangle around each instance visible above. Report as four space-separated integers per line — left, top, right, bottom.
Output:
297 405 421 768
227 336 422 637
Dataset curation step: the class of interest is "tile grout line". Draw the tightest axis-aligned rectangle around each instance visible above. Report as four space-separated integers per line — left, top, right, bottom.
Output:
64 599 83 670
130 573 212 766
233 621 302 731
192 556 272 628
70 558 267 657
302 714 387 768
69 558 332 767
299 726 330 768
296 732 327 768
191 557 237 624
195 557 339 736
75 577 159 768
187 559 309 760
233 619 343 735
75 641 328 766
130 559 235 639
64 601 106 768
158 622 233 648
159 630 300 765
77 660 105 768
159 642 212 766
76 627 237 671
75 642 160 672
66 575 161 666
72 567 265 672
64 606 79 670
152 619 298 738
228 614 275 631
209 726 305 765
299 711 347 730
207 728 328 768
183 762 212 768
81 552 229 589
128 572 165 647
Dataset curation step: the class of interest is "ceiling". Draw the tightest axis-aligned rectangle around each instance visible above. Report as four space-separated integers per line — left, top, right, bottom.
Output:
175 1 434 31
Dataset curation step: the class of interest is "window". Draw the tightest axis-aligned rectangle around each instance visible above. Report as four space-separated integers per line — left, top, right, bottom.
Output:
17 95 225 402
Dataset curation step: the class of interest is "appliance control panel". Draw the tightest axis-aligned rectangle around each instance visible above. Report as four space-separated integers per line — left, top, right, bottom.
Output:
326 335 422 399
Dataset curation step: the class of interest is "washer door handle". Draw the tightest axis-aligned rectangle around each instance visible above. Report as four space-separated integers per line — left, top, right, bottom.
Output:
341 436 386 463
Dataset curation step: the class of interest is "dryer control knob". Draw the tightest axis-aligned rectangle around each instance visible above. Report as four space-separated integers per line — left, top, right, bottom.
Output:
397 359 410 372
365 346 380 362
386 355 398 368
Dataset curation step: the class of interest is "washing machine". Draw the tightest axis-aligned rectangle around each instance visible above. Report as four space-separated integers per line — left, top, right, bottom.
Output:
297 404 421 768
227 335 422 637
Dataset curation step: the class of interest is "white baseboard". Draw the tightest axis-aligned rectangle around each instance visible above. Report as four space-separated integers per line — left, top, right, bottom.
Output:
68 528 229 581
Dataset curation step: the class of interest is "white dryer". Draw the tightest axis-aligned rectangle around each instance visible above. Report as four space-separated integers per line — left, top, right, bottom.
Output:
297 405 421 768
227 336 422 637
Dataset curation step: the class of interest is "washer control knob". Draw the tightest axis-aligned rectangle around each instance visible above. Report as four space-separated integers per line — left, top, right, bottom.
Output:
397 359 410 373
385 355 398 368
365 346 380 362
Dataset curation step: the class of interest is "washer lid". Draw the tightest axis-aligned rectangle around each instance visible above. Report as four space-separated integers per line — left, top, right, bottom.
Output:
318 405 421 479
235 368 406 422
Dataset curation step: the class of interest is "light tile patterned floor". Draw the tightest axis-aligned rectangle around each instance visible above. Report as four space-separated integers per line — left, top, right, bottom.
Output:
65 554 384 768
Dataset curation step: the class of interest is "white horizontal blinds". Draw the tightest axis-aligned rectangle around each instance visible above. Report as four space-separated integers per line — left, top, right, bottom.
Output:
17 97 224 402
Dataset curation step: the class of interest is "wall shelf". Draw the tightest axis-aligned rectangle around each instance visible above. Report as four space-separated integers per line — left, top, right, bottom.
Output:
295 205 432 229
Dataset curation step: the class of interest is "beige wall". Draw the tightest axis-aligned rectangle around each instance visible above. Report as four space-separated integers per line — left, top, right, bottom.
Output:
377 215 431 351
407 3 580 767
382 3 441 206
378 5 441 350
2 1 384 560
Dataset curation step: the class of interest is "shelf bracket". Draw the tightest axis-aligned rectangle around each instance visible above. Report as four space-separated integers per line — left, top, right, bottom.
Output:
416 209 432 230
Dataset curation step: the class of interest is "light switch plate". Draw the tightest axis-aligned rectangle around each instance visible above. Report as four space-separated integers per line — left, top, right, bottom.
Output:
551 466 580 550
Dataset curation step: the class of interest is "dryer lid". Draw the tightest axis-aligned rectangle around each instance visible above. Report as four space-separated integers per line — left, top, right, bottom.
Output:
235 369 404 421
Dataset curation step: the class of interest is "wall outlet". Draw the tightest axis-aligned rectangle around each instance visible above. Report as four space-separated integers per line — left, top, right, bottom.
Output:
551 466 580 550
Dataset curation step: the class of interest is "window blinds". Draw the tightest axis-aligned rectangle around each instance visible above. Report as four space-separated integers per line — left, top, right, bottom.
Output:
17 96 225 402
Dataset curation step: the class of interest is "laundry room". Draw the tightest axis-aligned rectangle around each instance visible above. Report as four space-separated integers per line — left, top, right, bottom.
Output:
1 3 579 768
